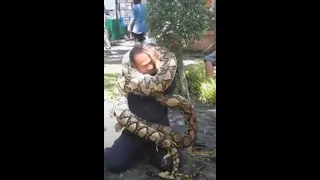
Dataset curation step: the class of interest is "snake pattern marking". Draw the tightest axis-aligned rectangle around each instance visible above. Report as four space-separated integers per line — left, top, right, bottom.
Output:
112 45 210 179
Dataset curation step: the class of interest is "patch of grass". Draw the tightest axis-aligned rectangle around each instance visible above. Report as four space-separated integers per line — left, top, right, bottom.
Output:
104 73 119 100
185 60 216 105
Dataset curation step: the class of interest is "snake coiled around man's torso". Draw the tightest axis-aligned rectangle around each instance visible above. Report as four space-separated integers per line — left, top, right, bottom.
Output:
112 45 214 180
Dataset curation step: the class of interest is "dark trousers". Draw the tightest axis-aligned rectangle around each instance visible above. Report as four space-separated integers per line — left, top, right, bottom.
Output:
104 129 172 173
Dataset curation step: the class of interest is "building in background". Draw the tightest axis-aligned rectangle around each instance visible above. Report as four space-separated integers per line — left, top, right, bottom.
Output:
104 0 116 10
105 0 133 40
119 0 132 26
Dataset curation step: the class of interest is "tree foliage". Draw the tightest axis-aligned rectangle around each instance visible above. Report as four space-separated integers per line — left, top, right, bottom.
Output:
147 0 213 55
146 0 214 99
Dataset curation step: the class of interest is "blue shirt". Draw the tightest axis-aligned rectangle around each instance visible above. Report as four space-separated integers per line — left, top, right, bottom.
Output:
131 4 147 34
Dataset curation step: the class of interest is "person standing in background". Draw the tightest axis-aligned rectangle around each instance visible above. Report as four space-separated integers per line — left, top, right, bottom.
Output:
204 48 216 77
127 0 147 44
203 8 216 78
203 34 216 77
104 5 111 50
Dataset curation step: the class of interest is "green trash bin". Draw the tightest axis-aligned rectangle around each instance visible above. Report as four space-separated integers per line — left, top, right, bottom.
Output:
105 19 126 41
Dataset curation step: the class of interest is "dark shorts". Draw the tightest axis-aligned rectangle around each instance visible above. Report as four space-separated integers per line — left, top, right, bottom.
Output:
204 51 216 65
132 32 146 43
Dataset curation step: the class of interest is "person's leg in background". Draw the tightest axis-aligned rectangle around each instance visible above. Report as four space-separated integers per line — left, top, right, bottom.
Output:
132 32 146 45
104 14 111 49
204 60 214 78
104 29 111 49
204 51 216 78
123 26 131 40
136 33 146 43
104 130 146 173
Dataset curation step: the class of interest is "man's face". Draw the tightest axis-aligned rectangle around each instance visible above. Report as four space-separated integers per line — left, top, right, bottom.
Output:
133 52 158 75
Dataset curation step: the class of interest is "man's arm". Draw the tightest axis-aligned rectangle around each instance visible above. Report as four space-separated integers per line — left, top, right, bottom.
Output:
127 6 136 32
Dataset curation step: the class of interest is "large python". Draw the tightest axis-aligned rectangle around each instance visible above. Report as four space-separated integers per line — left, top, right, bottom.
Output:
112 45 208 179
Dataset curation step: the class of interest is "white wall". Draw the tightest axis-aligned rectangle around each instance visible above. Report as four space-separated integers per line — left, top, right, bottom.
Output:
105 0 116 10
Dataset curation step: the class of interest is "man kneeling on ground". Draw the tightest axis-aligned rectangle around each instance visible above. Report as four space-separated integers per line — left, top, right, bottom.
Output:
104 43 185 173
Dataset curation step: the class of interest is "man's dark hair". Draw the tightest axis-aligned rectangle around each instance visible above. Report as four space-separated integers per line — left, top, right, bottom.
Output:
133 0 141 4
129 44 144 64
129 43 158 64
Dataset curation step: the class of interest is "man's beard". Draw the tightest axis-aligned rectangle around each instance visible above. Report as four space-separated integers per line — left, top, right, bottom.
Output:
142 68 157 75
150 68 158 76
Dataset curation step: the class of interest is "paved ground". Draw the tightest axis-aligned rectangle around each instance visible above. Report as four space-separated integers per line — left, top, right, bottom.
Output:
104 100 121 148
104 40 134 64
104 41 216 180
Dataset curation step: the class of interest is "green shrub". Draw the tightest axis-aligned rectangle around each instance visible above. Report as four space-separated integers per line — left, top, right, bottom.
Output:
185 61 216 104
185 61 206 97
199 78 216 104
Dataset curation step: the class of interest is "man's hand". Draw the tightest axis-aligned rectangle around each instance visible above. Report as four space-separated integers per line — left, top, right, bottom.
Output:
127 25 132 32
143 47 161 69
